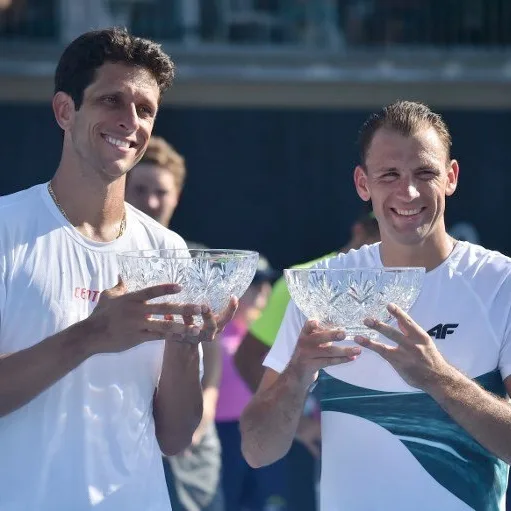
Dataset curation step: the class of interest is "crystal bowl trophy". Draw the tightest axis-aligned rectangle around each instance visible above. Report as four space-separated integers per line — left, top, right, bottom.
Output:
284 267 425 340
117 249 259 325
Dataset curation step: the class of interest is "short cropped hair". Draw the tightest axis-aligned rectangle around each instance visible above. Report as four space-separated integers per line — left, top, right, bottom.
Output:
358 100 452 166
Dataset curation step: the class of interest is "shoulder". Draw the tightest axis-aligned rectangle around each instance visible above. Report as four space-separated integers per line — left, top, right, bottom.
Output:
454 241 511 280
0 184 44 218
314 243 381 270
450 242 511 312
0 184 49 246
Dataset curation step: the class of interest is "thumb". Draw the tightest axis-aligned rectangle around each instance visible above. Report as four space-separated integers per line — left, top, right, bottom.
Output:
109 275 127 296
302 319 319 336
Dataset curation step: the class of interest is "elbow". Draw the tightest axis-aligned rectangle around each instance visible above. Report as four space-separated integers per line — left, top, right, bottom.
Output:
156 406 202 457
241 441 265 469
239 415 269 469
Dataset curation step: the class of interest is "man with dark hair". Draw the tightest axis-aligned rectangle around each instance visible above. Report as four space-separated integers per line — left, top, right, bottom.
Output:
0 28 235 511
241 100 511 510
54 27 175 109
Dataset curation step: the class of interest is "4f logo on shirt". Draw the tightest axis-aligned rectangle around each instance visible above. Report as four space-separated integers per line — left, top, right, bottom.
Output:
427 323 459 339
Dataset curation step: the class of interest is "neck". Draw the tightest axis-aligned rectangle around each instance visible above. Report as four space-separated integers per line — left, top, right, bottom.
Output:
50 162 126 242
379 231 456 271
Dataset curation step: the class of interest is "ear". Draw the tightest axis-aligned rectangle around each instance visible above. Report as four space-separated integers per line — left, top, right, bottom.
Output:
52 92 76 131
445 159 459 197
354 165 371 202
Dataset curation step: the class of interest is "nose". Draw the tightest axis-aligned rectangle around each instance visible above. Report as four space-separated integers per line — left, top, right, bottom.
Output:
147 194 160 210
397 177 420 201
118 103 140 132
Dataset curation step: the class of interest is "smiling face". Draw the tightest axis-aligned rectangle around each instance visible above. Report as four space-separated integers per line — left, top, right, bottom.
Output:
54 62 159 183
354 127 459 249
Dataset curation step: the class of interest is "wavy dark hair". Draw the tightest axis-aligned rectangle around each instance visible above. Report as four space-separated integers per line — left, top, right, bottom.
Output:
54 27 175 109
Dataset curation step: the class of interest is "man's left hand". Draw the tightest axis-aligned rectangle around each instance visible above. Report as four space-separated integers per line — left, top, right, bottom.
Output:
166 296 238 345
354 303 450 391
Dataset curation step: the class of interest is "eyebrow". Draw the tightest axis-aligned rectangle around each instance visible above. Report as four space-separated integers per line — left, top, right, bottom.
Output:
375 165 439 174
415 165 439 172
96 90 157 109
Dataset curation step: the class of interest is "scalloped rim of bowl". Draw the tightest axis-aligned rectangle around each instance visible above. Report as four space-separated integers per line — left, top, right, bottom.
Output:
284 267 426 273
118 249 259 259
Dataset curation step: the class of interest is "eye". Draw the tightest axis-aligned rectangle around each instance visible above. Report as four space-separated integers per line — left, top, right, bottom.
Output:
380 171 399 182
138 105 154 117
417 169 437 180
103 95 118 105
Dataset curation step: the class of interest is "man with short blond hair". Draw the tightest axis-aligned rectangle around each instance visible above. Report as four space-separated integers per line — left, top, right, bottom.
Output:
126 136 186 227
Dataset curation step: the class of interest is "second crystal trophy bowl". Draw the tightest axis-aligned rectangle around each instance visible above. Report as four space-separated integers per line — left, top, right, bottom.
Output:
117 249 259 324
284 267 425 339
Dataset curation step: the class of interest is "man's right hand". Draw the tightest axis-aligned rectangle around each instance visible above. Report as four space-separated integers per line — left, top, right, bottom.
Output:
287 320 361 387
83 279 204 354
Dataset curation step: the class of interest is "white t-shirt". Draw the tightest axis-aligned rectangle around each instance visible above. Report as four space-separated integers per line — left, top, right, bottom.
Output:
0 183 189 511
265 241 511 511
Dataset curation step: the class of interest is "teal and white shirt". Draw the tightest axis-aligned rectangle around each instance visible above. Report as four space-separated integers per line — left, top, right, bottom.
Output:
265 241 511 511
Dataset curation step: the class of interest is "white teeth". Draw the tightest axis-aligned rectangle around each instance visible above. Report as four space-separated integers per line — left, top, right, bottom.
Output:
396 208 421 216
105 135 130 149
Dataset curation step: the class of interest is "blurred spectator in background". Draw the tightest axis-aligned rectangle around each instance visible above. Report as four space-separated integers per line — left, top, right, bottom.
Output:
59 0 115 42
234 210 380 511
125 136 184 228
215 256 286 511
283 0 342 48
0 0 25 34
0 0 13 11
126 137 224 511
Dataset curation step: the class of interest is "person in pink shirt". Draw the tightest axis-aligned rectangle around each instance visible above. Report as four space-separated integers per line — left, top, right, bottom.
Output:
215 257 287 511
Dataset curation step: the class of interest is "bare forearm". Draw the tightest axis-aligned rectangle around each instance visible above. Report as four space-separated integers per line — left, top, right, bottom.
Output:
153 342 203 456
427 368 511 463
236 353 265 393
234 334 270 393
240 366 310 468
201 340 221 389
0 322 91 417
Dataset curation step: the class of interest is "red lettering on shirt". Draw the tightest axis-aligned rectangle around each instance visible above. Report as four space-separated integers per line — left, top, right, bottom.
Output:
74 287 101 303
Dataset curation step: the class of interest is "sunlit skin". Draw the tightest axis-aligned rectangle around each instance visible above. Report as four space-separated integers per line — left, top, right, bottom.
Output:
126 164 180 227
61 62 159 181
49 62 160 240
354 127 459 270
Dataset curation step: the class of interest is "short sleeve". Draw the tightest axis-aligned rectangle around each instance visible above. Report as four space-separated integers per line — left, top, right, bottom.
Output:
249 277 291 348
198 343 204 382
263 299 306 374
0 252 6 345
495 272 511 380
